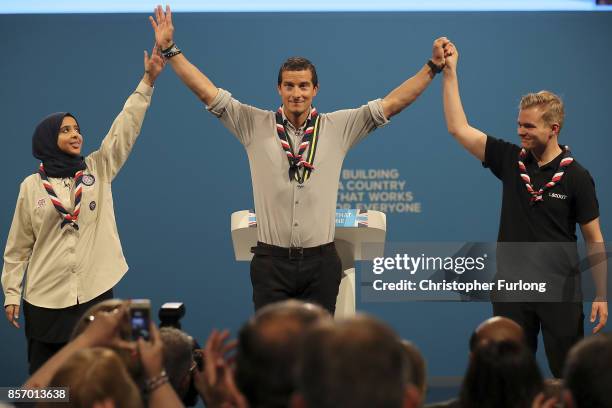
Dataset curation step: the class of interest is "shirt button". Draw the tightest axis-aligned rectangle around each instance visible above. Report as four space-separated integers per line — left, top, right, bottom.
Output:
294 222 299 227
295 200 299 205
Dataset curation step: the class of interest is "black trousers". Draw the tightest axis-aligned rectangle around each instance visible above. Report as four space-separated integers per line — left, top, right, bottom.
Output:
250 242 342 314
27 339 66 375
492 301 583 377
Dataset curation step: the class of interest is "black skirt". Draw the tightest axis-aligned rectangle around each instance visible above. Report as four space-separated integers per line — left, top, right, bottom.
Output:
23 289 114 343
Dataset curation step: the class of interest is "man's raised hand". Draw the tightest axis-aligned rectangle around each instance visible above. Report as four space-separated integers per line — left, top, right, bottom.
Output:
149 5 174 50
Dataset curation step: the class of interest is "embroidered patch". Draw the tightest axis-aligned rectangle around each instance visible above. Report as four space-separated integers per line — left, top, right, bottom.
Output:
89 201 96 211
548 192 568 200
82 174 96 186
36 198 46 208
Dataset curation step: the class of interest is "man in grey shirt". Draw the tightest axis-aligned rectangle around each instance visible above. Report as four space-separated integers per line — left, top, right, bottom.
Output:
150 5 452 313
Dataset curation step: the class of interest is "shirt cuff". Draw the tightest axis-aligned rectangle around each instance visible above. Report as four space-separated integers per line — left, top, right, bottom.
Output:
136 80 154 96
207 88 232 118
4 294 21 307
368 99 390 128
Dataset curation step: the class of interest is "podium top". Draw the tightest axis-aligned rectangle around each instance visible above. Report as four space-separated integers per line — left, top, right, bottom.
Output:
231 209 386 261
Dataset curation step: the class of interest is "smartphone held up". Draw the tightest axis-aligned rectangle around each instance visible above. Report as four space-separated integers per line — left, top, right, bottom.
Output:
129 299 152 341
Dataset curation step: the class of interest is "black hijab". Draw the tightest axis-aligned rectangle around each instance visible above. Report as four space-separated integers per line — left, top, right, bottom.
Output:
32 112 86 178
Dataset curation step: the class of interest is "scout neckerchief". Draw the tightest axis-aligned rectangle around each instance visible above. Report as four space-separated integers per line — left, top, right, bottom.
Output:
518 146 573 204
38 163 84 230
275 107 321 184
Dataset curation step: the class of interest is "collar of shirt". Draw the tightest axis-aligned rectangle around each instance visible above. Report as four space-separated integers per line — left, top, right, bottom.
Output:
525 146 565 171
280 106 314 133
49 177 74 189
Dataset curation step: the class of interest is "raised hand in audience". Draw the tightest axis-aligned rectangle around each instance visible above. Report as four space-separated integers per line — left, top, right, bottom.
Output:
138 322 185 408
194 329 247 408
531 393 559 408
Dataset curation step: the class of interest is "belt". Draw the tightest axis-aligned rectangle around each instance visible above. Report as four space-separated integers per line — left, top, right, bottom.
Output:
250 241 336 260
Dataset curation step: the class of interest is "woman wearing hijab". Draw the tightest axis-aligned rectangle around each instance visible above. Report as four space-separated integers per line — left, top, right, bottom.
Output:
1 46 165 373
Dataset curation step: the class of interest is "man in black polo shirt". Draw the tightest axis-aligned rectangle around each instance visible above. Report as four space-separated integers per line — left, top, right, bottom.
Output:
441 42 608 377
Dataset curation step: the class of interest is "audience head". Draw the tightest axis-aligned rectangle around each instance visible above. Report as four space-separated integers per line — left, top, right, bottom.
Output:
235 300 330 408
159 327 197 400
469 316 525 352
564 334 612 408
400 340 427 402
459 340 543 408
43 347 142 408
294 314 419 408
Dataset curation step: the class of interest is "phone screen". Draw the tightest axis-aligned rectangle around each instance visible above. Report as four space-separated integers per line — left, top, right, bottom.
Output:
130 304 151 341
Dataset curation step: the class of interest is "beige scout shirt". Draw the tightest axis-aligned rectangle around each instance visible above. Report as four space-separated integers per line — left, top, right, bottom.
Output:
208 89 389 248
2 81 153 309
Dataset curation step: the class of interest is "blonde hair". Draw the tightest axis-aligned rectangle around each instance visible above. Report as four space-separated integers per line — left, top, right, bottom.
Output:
45 347 143 408
519 90 565 132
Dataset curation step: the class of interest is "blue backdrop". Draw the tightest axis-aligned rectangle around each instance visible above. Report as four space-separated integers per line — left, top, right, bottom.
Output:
1 11 611 393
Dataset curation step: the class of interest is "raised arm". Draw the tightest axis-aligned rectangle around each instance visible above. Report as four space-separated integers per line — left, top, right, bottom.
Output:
194 329 248 408
149 5 219 105
89 45 164 181
442 42 487 162
381 37 449 119
138 323 185 408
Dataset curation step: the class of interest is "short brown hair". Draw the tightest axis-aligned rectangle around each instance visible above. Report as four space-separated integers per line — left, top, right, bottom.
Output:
519 90 565 132
298 314 408 408
277 57 318 87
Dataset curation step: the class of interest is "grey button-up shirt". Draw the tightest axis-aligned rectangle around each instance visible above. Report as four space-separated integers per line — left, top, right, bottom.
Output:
208 89 388 247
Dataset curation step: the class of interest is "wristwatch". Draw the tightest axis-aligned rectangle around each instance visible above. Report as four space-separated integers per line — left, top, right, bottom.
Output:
427 59 444 75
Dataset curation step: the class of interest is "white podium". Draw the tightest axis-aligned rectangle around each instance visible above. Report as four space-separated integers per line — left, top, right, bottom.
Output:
230 209 386 318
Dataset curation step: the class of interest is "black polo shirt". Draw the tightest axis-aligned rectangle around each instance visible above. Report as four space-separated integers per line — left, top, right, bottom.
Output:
484 136 599 243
